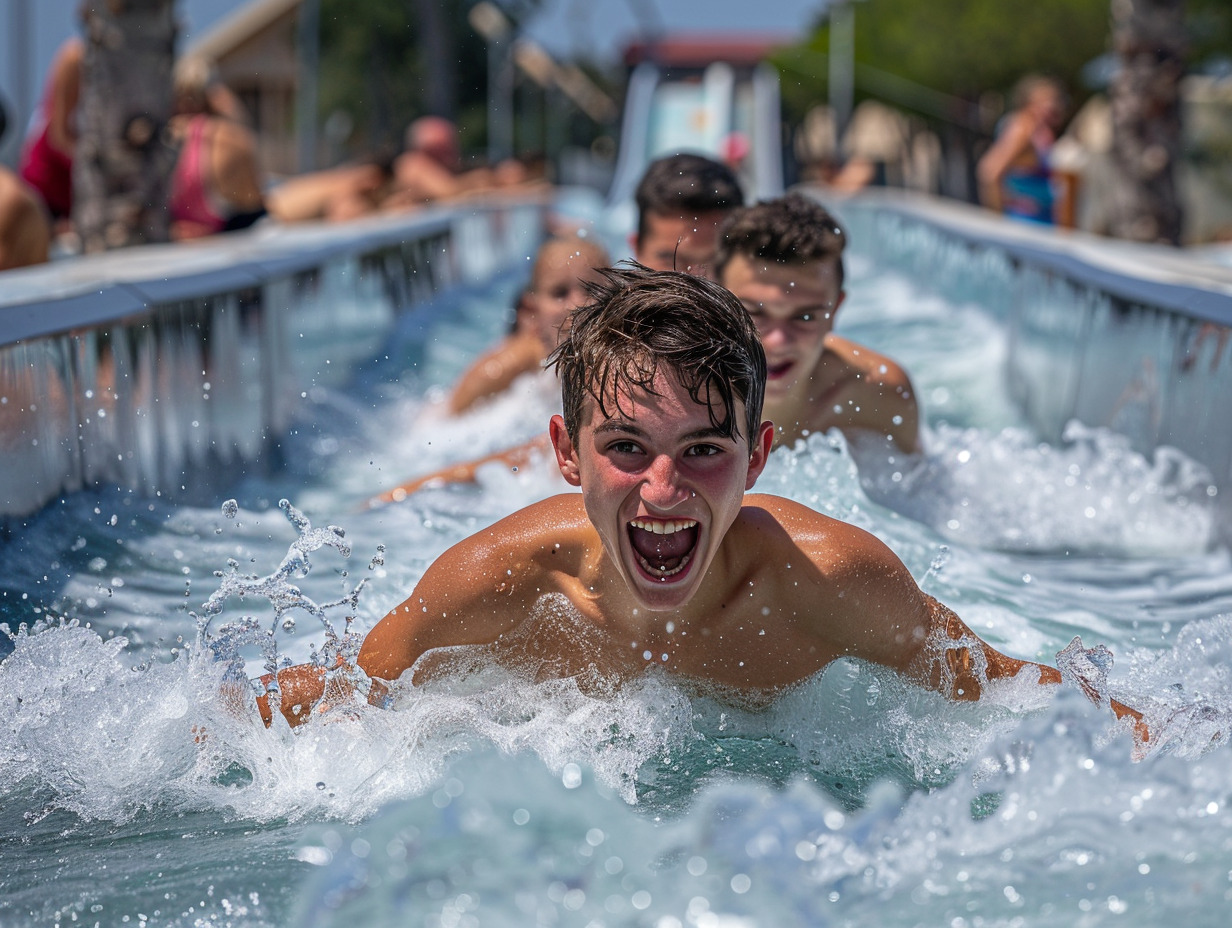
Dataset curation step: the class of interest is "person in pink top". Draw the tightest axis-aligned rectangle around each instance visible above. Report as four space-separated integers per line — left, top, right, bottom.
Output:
167 57 266 240
18 38 82 224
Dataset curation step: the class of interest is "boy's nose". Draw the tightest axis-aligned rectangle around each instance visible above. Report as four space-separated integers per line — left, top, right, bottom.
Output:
758 321 789 348
641 454 690 509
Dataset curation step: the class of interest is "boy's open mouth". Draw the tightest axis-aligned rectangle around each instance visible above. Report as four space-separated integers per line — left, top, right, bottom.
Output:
767 360 794 379
628 518 699 581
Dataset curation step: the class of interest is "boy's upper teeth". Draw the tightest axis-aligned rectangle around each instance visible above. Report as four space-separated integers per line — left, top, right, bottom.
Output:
630 518 698 535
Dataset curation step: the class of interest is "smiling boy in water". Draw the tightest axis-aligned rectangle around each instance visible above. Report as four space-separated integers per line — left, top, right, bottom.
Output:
265 265 1145 746
716 193 919 454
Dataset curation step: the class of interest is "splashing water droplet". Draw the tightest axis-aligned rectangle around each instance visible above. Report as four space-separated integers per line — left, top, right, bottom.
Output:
195 498 379 709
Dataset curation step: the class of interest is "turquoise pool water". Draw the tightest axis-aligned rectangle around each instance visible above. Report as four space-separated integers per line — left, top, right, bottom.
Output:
2 234 1231 927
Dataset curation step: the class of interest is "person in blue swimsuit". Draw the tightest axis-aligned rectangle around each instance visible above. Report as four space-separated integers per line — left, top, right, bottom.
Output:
977 75 1076 227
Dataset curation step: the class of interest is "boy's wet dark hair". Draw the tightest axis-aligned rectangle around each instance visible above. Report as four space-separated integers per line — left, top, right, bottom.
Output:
548 263 766 448
714 192 848 289
634 153 745 242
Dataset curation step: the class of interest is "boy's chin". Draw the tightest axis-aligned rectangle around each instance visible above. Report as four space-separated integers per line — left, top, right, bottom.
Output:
624 558 700 611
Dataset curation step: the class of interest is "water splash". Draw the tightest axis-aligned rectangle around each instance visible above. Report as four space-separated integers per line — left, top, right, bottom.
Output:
857 421 1218 555
193 498 377 716
1056 636 1116 709
1057 630 1232 762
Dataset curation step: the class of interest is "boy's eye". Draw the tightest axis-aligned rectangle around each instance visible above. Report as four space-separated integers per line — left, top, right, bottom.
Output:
686 443 722 457
607 440 642 455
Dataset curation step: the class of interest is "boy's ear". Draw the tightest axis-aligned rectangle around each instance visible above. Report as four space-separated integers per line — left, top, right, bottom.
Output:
550 414 581 486
744 420 775 491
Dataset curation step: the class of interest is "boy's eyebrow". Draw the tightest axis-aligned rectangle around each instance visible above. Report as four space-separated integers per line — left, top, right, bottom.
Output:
740 298 836 312
594 420 735 443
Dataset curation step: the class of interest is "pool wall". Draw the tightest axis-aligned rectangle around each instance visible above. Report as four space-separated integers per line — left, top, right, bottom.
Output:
0 199 548 524
833 188 1232 533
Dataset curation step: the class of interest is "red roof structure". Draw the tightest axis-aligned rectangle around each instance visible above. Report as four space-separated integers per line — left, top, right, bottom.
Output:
623 34 791 71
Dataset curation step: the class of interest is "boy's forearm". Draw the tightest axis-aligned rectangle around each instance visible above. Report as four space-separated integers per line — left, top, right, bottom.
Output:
367 433 550 506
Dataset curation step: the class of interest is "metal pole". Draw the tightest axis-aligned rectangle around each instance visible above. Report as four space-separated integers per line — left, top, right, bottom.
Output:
296 0 320 172
487 39 500 164
494 36 514 163
4 0 33 166
828 0 855 147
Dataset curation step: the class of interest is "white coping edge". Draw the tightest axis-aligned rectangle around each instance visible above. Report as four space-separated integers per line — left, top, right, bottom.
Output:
820 186 1232 326
0 194 549 344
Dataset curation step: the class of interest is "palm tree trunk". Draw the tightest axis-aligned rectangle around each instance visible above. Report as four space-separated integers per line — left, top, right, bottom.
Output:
74 1 177 252
1106 0 1186 244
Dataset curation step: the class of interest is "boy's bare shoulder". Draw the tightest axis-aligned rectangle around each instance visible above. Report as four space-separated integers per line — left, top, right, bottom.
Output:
406 495 596 636
448 332 545 413
462 494 592 561
824 333 912 389
739 494 910 574
738 494 930 665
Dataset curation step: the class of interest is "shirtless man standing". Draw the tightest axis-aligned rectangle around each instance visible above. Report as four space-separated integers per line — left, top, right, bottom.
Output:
265 265 1144 747
716 193 920 453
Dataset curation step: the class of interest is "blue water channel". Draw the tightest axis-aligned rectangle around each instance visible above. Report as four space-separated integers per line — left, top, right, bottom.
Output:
2 199 1232 927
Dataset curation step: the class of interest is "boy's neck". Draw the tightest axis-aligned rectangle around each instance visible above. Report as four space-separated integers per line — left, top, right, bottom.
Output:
765 341 845 445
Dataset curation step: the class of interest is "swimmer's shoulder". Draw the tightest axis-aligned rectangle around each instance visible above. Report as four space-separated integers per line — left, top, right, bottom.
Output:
447 332 545 414
409 494 590 616
823 334 913 390
737 494 928 649
740 493 851 542
739 493 906 569
467 493 592 560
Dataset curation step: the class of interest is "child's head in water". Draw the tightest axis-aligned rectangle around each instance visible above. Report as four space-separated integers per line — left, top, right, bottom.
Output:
524 236 610 351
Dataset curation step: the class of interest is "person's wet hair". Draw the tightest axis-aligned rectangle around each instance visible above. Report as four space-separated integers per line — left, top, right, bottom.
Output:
548 262 765 448
635 153 744 241
714 192 847 288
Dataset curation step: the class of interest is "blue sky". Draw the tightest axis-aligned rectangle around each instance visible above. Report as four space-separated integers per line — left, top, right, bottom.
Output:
2 0 827 162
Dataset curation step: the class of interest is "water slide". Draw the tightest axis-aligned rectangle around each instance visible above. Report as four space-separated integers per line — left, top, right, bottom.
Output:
604 60 785 229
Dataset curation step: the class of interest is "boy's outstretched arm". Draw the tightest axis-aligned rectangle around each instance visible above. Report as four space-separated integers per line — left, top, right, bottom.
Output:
788 508 1151 751
918 596 1149 748
259 496 580 728
365 433 552 507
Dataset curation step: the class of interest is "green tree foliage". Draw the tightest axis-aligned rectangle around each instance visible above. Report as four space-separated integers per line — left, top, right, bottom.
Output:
775 0 1111 125
1188 0 1232 71
316 0 492 159
776 0 1232 128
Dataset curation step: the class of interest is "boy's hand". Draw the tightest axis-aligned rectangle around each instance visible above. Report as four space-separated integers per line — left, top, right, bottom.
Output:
255 663 327 728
